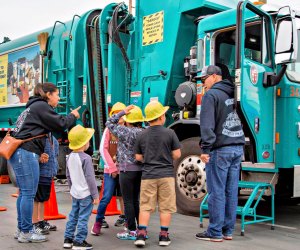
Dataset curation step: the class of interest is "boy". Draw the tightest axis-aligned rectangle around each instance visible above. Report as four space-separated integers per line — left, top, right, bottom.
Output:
63 125 99 250
32 136 59 235
134 101 181 247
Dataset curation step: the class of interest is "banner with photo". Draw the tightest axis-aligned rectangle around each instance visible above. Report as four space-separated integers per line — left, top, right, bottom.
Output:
1 44 41 106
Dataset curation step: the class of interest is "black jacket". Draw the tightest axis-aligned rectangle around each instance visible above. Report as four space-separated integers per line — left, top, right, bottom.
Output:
13 96 76 155
200 79 245 154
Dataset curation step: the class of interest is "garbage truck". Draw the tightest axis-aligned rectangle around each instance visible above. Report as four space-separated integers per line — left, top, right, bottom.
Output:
0 0 299 215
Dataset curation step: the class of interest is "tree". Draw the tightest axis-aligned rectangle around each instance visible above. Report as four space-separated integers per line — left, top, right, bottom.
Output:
0 37 11 44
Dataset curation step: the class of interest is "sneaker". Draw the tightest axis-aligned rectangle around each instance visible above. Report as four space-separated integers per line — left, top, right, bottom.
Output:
117 230 137 240
223 234 233 240
195 231 223 242
14 228 20 239
134 229 147 247
64 238 73 249
42 220 57 231
72 240 93 250
159 231 171 246
33 223 50 235
91 222 101 236
115 215 126 227
102 220 109 228
18 231 47 243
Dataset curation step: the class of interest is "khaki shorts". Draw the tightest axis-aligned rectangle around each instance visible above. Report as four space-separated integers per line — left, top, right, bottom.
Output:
140 177 176 213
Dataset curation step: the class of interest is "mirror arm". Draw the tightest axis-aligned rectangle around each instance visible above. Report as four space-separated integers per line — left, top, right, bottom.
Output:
263 64 287 87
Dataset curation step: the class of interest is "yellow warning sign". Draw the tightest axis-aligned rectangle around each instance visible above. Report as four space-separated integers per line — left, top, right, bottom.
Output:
142 11 164 46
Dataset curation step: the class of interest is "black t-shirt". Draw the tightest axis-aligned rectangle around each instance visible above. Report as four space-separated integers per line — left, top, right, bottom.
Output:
134 125 181 179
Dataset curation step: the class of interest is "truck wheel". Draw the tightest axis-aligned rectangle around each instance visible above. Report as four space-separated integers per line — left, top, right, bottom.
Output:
7 162 17 187
174 137 207 216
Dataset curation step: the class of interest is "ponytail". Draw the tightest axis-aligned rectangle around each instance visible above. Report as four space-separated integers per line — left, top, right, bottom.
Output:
33 82 58 101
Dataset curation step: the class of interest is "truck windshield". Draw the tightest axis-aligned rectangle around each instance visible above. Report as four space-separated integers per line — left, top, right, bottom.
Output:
286 17 300 83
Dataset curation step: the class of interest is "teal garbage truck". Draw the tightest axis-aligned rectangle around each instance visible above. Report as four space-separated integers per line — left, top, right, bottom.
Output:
0 0 299 215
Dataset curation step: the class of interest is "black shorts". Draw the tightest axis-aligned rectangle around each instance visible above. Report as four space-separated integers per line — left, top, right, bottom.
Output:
34 184 51 202
114 175 122 197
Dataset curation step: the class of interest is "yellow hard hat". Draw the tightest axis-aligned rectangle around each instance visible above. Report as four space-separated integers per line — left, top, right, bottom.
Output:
68 125 95 150
109 102 126 117
144 100 169 122
125 105 144 123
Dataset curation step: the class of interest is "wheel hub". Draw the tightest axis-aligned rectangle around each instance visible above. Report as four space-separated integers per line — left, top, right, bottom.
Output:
176 155 206 201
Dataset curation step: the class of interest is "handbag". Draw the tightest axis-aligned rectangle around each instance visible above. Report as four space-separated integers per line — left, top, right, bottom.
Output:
0 132 47 160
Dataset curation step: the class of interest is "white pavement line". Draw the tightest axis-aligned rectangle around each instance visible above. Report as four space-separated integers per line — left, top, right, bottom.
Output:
263 223 298 230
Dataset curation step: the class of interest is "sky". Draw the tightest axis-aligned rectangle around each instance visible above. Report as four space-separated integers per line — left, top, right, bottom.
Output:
0 0 300 42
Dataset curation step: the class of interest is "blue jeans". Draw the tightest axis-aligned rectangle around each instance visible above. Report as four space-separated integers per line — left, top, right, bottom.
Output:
206 145 243 238
95 173 117 223
8 148 40 233
64 195 93 243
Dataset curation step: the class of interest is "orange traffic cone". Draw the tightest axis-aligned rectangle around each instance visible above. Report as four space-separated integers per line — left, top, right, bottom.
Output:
92 180 121 216
11 188 19 198
0 206 7 211
44 180 66 220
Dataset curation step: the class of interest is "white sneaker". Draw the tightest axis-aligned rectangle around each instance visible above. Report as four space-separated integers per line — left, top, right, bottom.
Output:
14 228 20 239
18 231 47 243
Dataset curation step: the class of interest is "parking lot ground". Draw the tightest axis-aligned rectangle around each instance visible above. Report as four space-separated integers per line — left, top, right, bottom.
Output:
0 183 299 250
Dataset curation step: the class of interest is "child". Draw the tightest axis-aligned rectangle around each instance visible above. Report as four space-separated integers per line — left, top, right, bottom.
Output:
134 101 181 247
106 105 144 240
32 135 59 235
63 125 99 250
91 102 126 236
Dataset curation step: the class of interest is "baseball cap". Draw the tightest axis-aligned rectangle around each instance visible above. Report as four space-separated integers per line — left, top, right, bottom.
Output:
200 65 222 78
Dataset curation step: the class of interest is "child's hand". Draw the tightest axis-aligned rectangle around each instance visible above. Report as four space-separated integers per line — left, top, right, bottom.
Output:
39 153 49 163
93 198 99 205
110 171 118 178
124 105 135 115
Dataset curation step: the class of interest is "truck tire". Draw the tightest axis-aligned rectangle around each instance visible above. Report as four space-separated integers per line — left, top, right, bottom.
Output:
174 137 207 216
7 161 17 187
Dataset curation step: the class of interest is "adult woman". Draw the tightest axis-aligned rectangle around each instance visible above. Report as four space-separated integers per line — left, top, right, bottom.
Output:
9 82 80 243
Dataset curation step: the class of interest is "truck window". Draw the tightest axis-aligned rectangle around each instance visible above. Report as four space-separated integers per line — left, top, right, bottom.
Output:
215 20 271 78
286 18 300 83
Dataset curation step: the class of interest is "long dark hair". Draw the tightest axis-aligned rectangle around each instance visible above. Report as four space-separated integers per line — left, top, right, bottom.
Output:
33 83 58 101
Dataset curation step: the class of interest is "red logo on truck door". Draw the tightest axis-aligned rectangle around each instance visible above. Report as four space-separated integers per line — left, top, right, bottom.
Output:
250 64 258 85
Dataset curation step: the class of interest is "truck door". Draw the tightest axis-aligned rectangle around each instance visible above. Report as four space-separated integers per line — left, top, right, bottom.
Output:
235 1 275 163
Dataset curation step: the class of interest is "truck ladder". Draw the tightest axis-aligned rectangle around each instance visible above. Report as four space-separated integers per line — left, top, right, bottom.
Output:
199 181 275 236
53 68 69 115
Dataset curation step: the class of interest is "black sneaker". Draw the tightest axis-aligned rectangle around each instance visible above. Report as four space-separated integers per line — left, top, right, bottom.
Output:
159 231 171 246
102 220 109 228
72 240 93 250
33 222 49 235
43 220 57 231
115 215 126 227
134 229 147 247
195 231 223 242
63 238 73 249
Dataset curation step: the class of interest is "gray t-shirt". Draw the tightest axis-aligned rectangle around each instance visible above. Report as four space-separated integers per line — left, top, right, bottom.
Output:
134 125 181 179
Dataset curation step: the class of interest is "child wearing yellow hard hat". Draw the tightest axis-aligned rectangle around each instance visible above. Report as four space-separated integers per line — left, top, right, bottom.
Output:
134 100 181 247
63 125 99 249
92 102 126 235
106 104 144 240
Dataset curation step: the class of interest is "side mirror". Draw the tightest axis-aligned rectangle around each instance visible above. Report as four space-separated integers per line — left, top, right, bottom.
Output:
275 6 298 64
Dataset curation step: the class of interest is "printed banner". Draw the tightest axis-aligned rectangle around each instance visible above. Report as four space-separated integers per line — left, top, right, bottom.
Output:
0 54 8 105
1 44 41 106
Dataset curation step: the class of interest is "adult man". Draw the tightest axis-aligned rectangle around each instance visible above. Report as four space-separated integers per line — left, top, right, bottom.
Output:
196 65 245 242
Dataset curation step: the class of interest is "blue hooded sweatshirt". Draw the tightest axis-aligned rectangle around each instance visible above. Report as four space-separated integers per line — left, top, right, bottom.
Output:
200 79 245 154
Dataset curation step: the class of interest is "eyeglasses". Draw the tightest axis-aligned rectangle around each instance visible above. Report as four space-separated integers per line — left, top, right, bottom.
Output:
200 75 211 83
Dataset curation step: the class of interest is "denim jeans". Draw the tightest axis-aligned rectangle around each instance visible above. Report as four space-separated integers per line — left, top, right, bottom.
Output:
64 195 93 243
8 148 40 233
206 145 243 238
95 173 117 223
119 171 142 231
